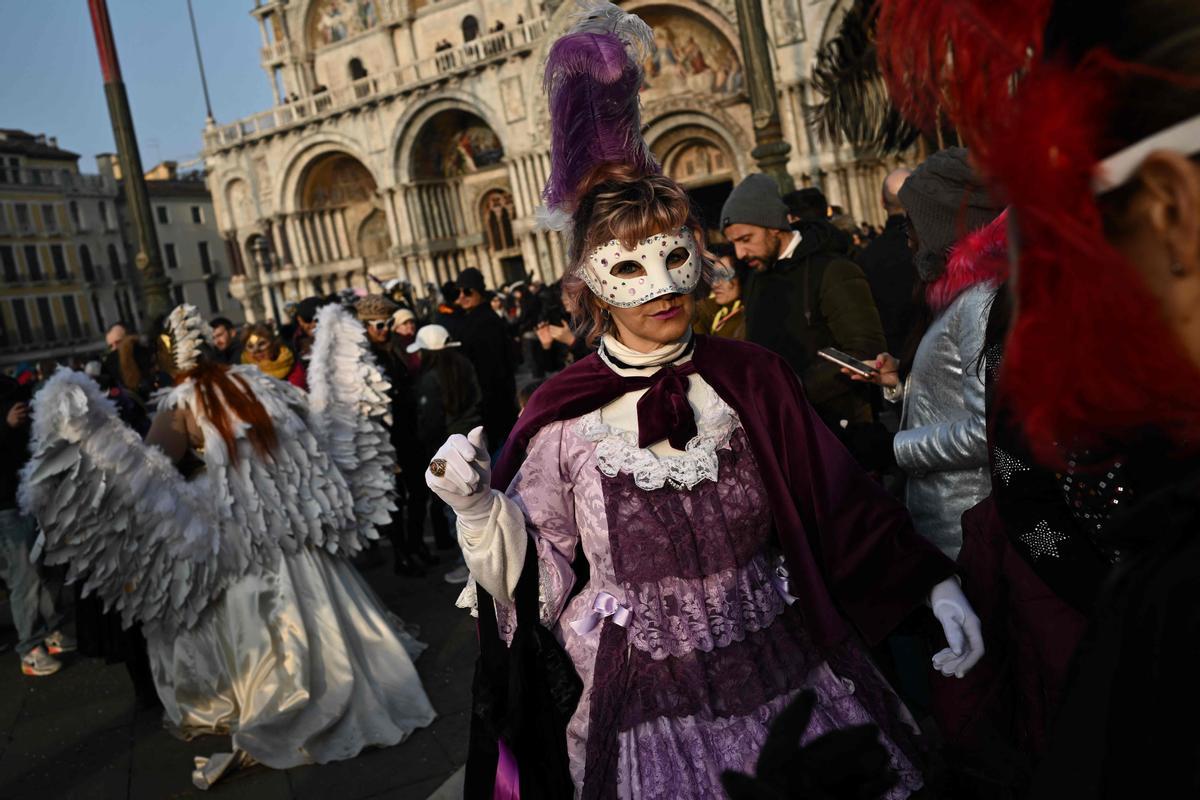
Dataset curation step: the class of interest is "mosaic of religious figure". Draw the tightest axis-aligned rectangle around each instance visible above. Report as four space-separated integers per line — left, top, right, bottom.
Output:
412 111 505 180
301 154 377 208
639 9 744 98
312 0 379 47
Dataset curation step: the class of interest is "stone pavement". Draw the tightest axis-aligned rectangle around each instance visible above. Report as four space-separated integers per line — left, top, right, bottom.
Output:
0 545 477 800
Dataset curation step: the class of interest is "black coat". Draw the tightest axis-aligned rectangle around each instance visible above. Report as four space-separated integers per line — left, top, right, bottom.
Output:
446 305 518 445
1032 461 1200 799
744 220 886 427
857 214 918 356
0 378 32 511
369 335 419 457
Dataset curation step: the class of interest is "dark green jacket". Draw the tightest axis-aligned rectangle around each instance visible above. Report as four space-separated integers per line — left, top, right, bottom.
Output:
744 220 886 426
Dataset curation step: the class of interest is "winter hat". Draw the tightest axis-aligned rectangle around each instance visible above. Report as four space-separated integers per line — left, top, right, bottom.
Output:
898 147 1000 279
720 174 792 232
782 187 830 222
392 307 416 326
457 267 487 295
407 324 461 354
296 296 328 323
354 294 398 321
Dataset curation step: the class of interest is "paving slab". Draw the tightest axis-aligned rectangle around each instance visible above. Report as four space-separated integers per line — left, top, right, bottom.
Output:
0 543 476 800
0 707 133 799
288 727 454 800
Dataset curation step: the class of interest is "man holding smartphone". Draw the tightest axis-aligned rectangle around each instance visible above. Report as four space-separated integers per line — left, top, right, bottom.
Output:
721 175 886 428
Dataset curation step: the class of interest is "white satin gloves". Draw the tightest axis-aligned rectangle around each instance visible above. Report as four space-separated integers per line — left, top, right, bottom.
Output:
425 426 527 602
929 578 984 678
425 426 496 529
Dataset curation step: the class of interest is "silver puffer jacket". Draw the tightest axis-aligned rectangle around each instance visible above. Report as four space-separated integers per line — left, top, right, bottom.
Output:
891 283 995 557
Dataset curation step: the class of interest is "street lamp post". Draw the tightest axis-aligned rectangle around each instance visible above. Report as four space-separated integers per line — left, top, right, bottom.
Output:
87 0 172 325
733 0 795 194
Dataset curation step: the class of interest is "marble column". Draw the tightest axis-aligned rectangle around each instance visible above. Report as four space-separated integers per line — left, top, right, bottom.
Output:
508 157 529 219
381 189 403 250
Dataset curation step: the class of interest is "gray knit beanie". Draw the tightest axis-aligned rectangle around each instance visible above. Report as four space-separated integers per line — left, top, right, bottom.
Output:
720 174 792 232
899 147 1000 280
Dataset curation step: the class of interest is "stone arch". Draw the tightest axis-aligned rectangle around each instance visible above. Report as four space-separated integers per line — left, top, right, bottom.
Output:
244 233 271 275
391 94 505 184
480 188 517 252
461 14 480 42
644 109 749 232
643 106 753 177
275 133 380 214
357 209 390 263
657 129 736 186
223 177 254 232
294 150 389 261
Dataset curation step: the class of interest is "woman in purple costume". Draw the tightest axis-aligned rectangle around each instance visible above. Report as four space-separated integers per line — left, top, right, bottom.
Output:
424 4 985 798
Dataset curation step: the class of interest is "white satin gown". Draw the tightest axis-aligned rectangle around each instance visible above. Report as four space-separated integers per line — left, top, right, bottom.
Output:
149 545 436 782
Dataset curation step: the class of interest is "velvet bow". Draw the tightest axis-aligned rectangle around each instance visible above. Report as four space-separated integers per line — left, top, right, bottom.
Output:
619 361 699 451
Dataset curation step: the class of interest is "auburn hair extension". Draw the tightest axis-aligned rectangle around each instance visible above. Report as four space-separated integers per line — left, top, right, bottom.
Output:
179 362 278 464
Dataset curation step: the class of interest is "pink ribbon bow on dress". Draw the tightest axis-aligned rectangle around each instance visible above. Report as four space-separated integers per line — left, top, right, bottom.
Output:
569 591 632 635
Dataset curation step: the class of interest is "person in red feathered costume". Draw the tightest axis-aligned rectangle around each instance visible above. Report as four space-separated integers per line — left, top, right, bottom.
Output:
879 0 1200 796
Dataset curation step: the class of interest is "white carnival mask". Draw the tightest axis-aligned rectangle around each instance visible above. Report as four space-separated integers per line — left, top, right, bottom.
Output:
582 227 702 308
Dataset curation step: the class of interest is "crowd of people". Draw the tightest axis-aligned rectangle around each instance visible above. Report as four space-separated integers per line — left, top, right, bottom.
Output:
0 0 1196 795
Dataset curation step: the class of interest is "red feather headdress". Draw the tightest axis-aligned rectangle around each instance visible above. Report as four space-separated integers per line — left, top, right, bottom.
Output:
877 0 1200 460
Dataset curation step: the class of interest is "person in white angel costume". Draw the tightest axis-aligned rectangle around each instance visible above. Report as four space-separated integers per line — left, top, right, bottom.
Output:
18 303 436 789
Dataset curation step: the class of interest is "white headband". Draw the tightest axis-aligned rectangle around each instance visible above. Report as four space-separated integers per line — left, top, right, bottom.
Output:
1093 113 1200 193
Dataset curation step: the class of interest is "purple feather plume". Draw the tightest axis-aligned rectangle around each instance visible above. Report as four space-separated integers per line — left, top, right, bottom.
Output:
541 1 660 218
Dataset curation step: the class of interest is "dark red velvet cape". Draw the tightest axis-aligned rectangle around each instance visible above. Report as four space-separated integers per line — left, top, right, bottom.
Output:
494 334 952 644
468 335 953 797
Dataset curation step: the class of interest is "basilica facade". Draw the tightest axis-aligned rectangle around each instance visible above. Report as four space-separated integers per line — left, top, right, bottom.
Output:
203 0 900 320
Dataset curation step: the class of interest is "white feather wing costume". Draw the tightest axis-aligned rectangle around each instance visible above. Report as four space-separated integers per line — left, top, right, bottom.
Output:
18 304 396 638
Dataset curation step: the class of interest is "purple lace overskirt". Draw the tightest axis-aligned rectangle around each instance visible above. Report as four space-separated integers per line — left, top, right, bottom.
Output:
567 430 924 799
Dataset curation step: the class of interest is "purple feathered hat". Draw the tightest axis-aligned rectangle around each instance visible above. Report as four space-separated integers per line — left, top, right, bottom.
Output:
539 1 660 229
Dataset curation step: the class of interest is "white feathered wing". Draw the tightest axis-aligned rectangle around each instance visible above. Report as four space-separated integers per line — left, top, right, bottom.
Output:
18 370 224 636
20 310 397 637
305 303 398 547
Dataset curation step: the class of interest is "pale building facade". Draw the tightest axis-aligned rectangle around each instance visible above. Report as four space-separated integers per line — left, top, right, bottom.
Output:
0 130 131 369
142 162 245 325
203 0 901 321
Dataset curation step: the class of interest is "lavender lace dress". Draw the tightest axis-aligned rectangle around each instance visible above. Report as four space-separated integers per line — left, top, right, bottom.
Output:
486 392 925 799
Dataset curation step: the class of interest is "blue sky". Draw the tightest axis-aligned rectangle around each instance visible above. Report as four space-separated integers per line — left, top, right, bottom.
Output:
0 0 274 169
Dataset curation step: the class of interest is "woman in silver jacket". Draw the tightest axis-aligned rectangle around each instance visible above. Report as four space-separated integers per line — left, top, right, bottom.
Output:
849 149 1006 557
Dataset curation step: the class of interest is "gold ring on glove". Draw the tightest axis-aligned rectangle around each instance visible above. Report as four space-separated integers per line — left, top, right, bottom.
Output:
429 458 447 478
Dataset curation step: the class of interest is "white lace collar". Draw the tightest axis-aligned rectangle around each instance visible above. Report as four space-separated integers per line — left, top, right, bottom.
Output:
577 389 740 491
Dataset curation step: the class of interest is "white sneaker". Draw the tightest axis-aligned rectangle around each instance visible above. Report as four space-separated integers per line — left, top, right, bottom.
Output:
443 565 471 585
44 630 76 655
21 646 61 677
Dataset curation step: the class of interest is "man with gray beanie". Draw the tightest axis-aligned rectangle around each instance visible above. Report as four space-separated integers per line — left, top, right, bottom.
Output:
722 173 886 428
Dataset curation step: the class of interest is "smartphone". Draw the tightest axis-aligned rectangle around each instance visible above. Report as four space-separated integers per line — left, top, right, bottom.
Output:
818 347 878 378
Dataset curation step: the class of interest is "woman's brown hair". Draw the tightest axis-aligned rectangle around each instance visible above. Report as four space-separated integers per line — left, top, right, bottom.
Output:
562 163 715 344
116 336 144 394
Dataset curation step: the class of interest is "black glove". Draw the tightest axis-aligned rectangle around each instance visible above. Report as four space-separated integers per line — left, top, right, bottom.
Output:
721 690 898 800
842 422 897 473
